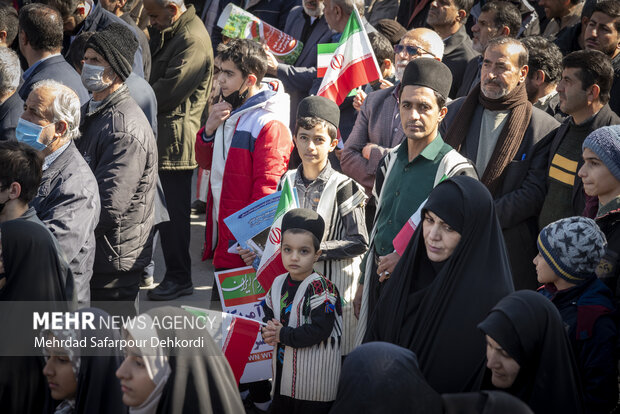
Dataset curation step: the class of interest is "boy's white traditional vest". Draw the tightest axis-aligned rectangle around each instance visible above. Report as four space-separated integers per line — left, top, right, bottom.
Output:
268 272 342 401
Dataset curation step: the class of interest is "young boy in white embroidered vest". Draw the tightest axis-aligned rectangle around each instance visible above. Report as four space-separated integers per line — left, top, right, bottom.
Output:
261 208 343 413
241 96 368 355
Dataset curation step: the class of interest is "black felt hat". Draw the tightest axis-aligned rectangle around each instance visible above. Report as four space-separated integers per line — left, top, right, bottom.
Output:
281 208 325 242
296 96 340 129
375 19 407 45
85 23 137 81
401 58 452 98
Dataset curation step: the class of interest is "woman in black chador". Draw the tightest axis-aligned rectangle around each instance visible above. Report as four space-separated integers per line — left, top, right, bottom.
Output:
365 176 514 393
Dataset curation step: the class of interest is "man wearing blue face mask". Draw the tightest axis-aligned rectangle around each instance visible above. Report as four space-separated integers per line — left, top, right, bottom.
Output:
75 23 157 316
23 80 100 307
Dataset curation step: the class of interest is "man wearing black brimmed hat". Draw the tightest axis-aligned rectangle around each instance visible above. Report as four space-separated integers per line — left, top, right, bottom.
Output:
75 23 157 316
353 58 476 341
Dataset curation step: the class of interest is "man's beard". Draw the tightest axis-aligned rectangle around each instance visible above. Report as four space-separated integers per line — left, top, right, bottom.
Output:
303 1 324 17
481 81 510 100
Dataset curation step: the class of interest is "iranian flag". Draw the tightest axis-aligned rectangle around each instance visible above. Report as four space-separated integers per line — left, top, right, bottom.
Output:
256 177 298 290
316 8 381 105
182 306 262 384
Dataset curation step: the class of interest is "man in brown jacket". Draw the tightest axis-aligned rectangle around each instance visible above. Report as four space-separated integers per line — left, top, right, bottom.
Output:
144 0 213 300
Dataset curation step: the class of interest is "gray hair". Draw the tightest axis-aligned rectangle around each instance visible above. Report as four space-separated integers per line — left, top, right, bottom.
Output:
0 48 21 94
152 0 186 11
31 80 81 142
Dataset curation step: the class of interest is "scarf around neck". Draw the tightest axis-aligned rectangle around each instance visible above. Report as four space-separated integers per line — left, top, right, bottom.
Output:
444 82 532 195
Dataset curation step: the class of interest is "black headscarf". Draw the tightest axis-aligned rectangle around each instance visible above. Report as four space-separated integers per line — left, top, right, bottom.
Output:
41 308 125 414
0 218 70 302
477 291 584 413
0 219 72 414
365 176 514 393
148 307 244 414
442 391 534 413
329 342 443 414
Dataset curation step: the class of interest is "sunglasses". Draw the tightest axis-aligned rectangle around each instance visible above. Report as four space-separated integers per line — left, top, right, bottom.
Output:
394 44 436 58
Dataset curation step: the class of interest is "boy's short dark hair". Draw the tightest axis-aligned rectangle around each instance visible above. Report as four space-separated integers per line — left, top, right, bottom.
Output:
0 141 44 203
18 3 64 52
368 32 394 64
283 228 321 251
294 116 338 141
562 50 614 104
216 39 268 83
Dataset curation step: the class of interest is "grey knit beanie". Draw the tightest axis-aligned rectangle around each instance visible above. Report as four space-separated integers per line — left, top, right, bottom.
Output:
537 216 607 284
85 23 137 81
582 125 620 182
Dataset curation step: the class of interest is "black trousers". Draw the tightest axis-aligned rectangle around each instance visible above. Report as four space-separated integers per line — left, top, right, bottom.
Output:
158 169 193 285
90 271 141 316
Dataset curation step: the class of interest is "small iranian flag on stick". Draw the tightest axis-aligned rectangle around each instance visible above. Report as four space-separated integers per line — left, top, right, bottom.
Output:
316 8 382 105
256 177 298 291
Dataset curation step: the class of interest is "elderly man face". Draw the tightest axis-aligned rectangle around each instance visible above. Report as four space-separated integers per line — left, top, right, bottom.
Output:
143 0 177 31
481 42 528 99
21 87 66 155
303 0 324 17
394 34 437 80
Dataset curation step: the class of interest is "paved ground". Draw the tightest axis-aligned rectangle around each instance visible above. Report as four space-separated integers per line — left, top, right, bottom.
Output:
137 171 221 314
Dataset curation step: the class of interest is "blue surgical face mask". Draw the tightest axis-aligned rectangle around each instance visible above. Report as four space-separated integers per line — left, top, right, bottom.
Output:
16 118 51 151
81 63 114 92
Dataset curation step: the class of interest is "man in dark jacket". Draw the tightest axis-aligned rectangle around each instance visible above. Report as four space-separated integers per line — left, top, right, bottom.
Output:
439 37 560 289
539 50 619 229
98 0 151 79
42 0 145 78
76 24 157 315
426 0 479 97
24 80 100 306
17 3 89 105
0 48 23 141
582 1 620 117
264 0 336 130
144 0 213 300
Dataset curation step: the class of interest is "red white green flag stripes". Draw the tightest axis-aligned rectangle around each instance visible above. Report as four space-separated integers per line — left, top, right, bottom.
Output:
316 8 381 105
256 177 298 290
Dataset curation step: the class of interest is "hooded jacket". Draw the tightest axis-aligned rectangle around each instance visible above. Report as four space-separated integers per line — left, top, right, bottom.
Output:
195 87 293 269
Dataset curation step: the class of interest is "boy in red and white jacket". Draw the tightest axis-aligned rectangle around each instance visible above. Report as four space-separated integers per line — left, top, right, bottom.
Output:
195 38 293 270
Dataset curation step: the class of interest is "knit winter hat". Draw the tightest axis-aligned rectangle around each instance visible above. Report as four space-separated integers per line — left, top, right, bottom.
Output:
582 125 620 182
537 216 607 284
85 23 137 81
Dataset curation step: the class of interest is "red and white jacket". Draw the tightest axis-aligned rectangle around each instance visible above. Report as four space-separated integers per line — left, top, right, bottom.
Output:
195 87 293 268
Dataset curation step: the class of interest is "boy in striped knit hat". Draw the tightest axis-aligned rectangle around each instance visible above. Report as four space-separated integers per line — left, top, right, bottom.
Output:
261 208 343 413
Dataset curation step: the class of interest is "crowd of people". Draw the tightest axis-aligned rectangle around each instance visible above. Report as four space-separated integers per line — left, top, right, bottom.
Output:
0 0 620 411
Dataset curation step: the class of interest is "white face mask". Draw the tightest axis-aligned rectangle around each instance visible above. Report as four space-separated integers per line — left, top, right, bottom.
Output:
81 63 114 92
